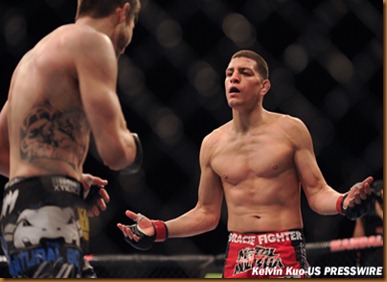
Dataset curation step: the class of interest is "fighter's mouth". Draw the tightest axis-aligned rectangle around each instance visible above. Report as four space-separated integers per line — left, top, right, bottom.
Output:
229 87 240 93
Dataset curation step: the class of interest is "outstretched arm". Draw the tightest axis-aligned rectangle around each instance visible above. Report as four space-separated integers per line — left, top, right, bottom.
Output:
291 117 372 215
165 134 224 238
117 133 224 248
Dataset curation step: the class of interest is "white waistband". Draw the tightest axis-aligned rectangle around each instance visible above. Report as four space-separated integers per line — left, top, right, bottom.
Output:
229 230 303 245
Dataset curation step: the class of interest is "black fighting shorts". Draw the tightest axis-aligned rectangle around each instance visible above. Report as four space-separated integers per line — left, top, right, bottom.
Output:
0 176 94 278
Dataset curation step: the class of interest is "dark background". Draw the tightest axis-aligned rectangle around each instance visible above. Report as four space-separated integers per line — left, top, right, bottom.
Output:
0 0 383 257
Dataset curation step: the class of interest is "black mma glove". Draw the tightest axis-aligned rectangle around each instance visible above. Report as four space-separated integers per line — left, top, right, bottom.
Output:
121 133 143 174
371 180 383 208
83 185 102 209
336 192 372 220
124 220 168 251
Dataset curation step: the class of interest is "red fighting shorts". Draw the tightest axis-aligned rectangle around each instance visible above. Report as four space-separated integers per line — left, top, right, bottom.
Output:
223 229 309 278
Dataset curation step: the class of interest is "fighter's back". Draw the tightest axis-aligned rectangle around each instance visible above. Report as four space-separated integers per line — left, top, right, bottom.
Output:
7 24 91 180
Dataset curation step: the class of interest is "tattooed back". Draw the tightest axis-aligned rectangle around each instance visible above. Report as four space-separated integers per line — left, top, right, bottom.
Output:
7 24 92 180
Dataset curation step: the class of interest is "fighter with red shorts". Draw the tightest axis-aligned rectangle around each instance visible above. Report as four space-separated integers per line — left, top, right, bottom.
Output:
223 229 309 278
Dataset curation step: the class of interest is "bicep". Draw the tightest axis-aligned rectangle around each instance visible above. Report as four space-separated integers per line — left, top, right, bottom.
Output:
293 119 326 192
291 119 333 206
196 137 223 215
197 166 223 212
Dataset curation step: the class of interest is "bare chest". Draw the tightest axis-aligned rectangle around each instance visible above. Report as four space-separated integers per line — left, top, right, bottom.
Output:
211 133 294 186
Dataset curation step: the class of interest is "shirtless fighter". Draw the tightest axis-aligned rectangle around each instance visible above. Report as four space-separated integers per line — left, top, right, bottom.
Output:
117 50 374 278
0 0 142 278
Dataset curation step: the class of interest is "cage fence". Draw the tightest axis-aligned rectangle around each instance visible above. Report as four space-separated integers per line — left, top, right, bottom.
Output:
0 235 382 278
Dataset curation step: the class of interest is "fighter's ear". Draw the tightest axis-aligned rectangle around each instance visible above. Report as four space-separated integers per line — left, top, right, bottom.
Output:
116 2 130 23
260 79 271 96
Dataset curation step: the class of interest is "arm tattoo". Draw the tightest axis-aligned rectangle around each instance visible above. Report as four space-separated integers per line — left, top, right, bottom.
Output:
20 105 88 170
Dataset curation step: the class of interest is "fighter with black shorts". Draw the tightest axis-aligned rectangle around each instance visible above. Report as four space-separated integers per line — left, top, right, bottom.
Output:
0 0 142 278
1 176 95 278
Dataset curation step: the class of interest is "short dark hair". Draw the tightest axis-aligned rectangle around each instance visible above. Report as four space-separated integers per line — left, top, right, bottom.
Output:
231 50 269 79
76 0 138 20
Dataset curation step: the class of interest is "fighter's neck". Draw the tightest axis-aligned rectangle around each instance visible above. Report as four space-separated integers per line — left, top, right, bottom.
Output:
231 108 270 133
75 17 115 39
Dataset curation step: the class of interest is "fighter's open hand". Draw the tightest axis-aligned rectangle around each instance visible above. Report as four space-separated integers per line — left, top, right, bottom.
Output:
117 210 165 251
81 173 109 217
338 176 373 220
117 210 155 238
343 176 373 209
